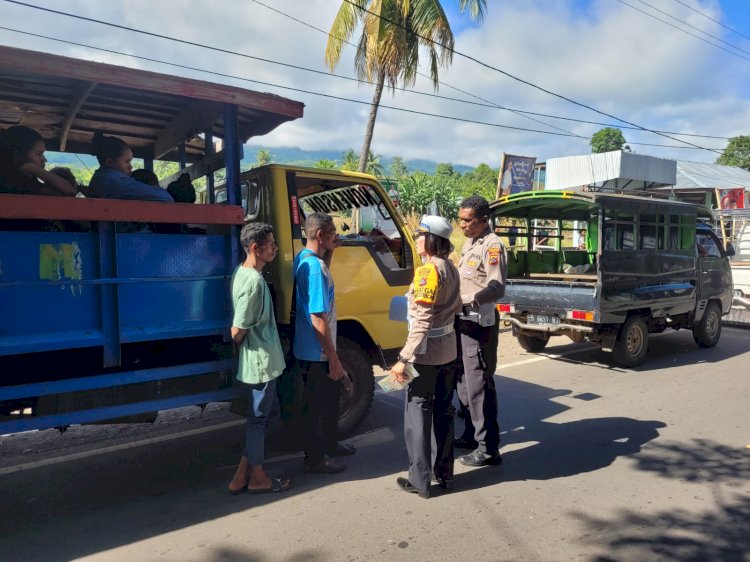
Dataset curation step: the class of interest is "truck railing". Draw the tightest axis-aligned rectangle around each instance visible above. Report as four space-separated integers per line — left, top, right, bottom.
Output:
0 196 246 434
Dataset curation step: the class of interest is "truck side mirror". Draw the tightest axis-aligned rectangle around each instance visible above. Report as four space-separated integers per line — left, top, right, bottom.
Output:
725 243 735 257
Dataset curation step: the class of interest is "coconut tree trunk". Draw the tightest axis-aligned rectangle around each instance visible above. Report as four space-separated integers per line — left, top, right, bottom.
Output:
358 70 385 173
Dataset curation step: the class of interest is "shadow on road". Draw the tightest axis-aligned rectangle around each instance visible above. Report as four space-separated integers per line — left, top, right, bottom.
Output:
634 437 750 484
571 437 750 561
0 376 666 561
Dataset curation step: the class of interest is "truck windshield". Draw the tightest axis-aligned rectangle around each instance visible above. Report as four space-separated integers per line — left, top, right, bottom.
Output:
299 182 405 268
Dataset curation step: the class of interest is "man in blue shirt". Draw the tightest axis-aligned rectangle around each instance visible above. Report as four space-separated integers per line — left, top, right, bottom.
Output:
294 212 354 473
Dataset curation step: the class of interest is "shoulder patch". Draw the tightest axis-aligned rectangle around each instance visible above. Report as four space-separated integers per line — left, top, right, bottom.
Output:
488 247 500 266
413 263 439 304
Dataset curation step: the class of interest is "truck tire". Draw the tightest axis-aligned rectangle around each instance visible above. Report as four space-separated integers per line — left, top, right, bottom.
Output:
517 333 550 353
336 338 374 436
612 316 649 367
693 301 722 348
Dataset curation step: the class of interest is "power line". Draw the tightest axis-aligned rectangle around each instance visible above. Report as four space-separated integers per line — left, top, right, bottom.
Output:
635 0 750 57
338 0 722 154
252 0 730 140
1 0 731 144
0 26 584 140
617 0 750 61
671 0 750 42
248 0 731 141
0 25 724 153
247 0 579 138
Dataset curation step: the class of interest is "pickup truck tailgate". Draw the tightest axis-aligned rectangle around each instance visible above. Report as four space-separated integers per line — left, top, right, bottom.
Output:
500 279 598 316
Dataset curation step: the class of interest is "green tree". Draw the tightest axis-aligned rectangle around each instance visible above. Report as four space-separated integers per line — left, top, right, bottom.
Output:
457 163 496 200
340 149 359 171
314 159 338 169
716 135 750 170
254 149 273 167
590 127 630 153
326 0 486 173
389 155 408 178
435 162 455 177
398 172 459 219
152 160 180 182
365 150 385 176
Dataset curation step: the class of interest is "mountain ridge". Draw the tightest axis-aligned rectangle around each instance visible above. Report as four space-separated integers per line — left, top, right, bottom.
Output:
244 144 476 175
44 144 481 176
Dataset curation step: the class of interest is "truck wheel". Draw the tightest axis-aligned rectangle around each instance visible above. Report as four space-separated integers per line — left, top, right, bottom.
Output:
693 301 722 348
517 333 550 353
613 316 649 367
336 338 374 436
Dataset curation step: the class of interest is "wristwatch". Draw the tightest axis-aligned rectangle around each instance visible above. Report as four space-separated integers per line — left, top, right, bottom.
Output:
397 354 410 364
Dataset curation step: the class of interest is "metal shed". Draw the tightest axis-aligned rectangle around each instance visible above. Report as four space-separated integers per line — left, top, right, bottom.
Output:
545 150 677 191
675 160 750 190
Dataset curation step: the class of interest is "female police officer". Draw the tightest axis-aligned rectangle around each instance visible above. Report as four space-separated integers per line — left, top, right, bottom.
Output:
390 215 463 499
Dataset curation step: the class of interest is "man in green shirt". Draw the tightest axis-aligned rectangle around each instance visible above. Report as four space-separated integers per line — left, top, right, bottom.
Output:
227 222 292 495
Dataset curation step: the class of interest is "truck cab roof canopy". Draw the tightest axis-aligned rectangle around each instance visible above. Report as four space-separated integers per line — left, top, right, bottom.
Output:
0 45 304 162
490 190 709 220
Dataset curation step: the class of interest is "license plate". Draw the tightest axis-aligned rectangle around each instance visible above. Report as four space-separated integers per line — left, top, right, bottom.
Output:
527 314 560 325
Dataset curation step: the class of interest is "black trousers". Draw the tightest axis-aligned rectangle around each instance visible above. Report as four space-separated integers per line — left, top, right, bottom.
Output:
297 360 341 465
456 318 500 453
404 361 456 491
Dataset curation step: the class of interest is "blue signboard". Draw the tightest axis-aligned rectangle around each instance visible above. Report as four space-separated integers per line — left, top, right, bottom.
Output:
497 154 537 197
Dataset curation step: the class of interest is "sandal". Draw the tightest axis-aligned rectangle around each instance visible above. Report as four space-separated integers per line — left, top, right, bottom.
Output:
248 476 293 495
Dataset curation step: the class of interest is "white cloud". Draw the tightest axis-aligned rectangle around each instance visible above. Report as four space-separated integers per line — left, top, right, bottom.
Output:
0 0 747 167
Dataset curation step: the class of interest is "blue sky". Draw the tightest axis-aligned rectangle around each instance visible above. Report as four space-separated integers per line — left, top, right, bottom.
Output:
0 0 749 168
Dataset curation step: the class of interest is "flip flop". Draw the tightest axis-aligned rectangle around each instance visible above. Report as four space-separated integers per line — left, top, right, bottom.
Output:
248 476 293 495
228 482 249 495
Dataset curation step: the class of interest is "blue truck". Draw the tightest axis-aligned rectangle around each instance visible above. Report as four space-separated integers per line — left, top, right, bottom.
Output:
1 45 417 438
0 45 302 435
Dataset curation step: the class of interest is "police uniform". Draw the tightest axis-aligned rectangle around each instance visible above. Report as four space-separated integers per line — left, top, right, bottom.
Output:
456 226 507 462
397 218 462 496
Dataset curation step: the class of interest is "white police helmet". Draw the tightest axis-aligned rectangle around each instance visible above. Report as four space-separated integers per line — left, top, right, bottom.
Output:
417 215 453 240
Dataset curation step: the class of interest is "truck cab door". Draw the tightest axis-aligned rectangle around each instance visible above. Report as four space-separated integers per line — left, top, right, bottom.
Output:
696 229 733 314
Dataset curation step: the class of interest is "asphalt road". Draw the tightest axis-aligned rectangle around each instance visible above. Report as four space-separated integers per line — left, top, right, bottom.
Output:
1 327 749 562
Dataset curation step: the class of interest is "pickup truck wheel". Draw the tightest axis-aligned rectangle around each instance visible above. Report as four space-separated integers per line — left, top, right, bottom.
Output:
613 316 649 367
336 338 374 436
693 301 722 348
517 333 550 353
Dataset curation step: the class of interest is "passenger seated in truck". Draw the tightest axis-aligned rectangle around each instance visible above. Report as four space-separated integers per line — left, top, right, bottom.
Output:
166 172 197 204
158 173 205 234
131 168 160 187
0 126 78 196
87 133 173 202
50 166 81 194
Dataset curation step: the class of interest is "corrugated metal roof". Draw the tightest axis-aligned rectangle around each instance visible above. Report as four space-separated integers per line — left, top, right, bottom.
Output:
675 160 750 189
545 150 676 190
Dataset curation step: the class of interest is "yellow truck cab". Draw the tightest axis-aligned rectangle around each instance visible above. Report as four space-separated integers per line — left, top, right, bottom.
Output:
212 164 417 432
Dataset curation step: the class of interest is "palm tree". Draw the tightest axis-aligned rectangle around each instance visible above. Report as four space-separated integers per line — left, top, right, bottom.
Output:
365 150 385 177
340 149 359 171
255 149 272 167
314 159 338 169
326 0 486 173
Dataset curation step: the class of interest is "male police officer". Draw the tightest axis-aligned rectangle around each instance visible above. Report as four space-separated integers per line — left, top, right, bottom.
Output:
455 195 507 467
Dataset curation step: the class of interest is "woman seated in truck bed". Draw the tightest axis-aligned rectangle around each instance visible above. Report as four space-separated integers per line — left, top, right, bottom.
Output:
0 126 78 197
87 133 173 202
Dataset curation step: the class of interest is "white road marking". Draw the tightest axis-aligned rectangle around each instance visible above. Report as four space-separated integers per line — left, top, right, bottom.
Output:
501 345 599 369
0 422 397 476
